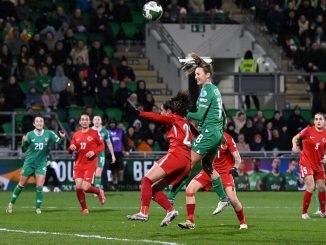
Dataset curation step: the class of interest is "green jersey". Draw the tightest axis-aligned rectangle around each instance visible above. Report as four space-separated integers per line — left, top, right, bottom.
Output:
262 173 285 191
235 173 250 191
248 171 266 190
93 127 110 168
21 129 62 167
188 82 224 130
283 172 300 191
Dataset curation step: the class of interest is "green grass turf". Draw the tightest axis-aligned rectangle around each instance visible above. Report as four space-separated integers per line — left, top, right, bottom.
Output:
0 191 325 245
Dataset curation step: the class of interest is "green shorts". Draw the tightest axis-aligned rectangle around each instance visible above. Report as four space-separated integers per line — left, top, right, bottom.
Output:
191 128 223 155
21 164 47 177
97 152 105 168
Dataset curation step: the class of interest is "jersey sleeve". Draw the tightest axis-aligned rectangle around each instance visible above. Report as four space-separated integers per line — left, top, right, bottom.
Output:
139 111 174 124
49 130 63 144
187 87 212 121
21 132 31 152
226 134 238 153
298 126 309 139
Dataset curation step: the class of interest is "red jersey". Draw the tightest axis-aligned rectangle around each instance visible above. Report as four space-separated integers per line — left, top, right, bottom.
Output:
298 126 326 171
69 128 105 169
139 111 193 153
213 132 237 174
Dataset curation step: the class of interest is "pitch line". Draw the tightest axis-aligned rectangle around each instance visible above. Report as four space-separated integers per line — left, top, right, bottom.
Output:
0 228 179 245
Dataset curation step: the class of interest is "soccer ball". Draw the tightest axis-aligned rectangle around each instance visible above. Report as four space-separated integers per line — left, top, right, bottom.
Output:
142 1 163 21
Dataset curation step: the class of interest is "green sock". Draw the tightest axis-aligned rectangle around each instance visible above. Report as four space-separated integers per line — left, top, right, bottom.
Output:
35 186 43 209
94 176 102 188
167 163 202 200
10 185 24 204
212 177 227 200
314 189 320 212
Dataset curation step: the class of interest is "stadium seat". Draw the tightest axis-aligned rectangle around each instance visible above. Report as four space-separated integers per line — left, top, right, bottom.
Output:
126 82 137 92
54 108 67 122
83 95 96 107
73 33 88 43
18 81 30 93
68 107 83 120
1 122 13 138
105 107 123 122
300 109 312 122
263 109 275 120
93 108 104 118
121 22 138 40
113 83 120 93
132 11 145 26
226 109 239 117
14 108 25 127
104 45 114 58
245 109 257 118
109 22 121 39
90 33 106 44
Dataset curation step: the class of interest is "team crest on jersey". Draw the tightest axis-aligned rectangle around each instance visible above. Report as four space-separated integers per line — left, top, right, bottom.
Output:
87 136 93 141
31 138 35 142
323 138 326 143
45 137 49 142
200 89 207 97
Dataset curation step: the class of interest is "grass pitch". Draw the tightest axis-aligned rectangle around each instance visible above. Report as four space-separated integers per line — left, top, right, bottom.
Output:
0 191 325 245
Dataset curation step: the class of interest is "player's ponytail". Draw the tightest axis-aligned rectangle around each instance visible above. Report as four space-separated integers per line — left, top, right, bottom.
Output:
182 53 213 77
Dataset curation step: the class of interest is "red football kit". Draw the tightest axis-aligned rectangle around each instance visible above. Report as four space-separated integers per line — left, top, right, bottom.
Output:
298 126 326 179
139 111 193 185
194 132 238 190
69 128 105 182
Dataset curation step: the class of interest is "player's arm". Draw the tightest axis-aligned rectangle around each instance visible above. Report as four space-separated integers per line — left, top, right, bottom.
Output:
68 134 77 153
93 132 105 155
50 130 65 144
186 88 212 122
292 133 301 153
232 151 242 169
139 111 174 124
21 133 30 152
106 135 116 163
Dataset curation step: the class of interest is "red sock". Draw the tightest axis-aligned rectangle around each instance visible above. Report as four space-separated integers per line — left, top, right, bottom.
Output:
318 191 326 213
302 191 313 214
235 208 246 224
140 177 152 215
76 188 87 210
152 191 174 212
85 186 100 195
187 204 196 223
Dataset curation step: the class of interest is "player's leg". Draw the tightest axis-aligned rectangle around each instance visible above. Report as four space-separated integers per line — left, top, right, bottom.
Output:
6 174 29 213
178 178 204 230
75 178 88 213
7 165 33 213
94 155 105 189
151 179 179 227
202 153 229 214
82 169 105 205
167 163 201 204
127 162 167 221
35 172 46 214
314 188 321 214
225 186 247 229
302 174 315 219
315 176 325 217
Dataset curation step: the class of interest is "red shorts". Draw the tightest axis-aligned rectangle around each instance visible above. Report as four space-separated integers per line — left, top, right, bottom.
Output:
299 164 325 180
156 152 191 186
73 166 97 183
194 170 235 191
